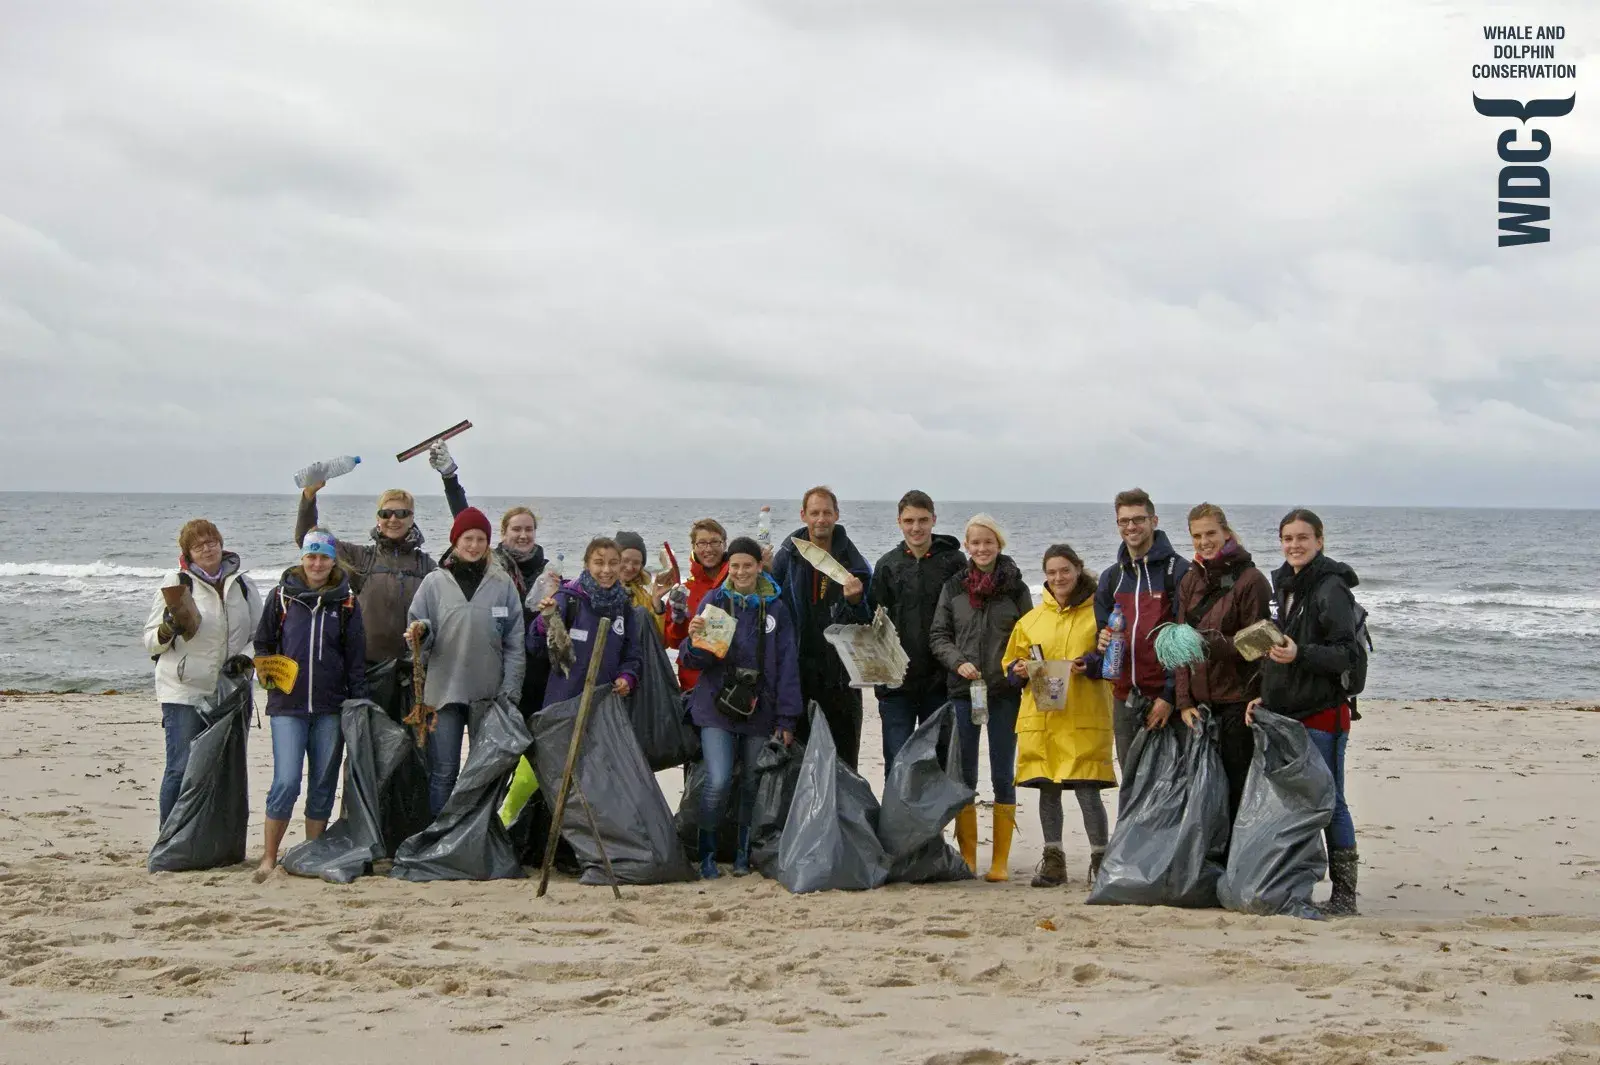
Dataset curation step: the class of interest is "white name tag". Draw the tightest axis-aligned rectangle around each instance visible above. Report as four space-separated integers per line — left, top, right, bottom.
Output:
571 628 590 642
491 607 509 619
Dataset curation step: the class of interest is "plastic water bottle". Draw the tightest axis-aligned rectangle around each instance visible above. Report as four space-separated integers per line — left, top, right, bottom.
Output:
1103 604 1128 681
756 506 772 546
969 679 989 725
294 455 361 489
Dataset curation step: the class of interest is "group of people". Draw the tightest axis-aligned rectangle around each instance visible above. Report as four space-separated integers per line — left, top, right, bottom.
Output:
144 447 1364 915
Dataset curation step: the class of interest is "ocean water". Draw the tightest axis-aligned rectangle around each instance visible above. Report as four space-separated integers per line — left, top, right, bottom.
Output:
1 493 1595 700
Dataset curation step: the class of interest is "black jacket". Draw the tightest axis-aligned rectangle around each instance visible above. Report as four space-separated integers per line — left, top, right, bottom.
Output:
1259 554 1363 720
929 555 1034 698
869 534 967 697
770 524 873 695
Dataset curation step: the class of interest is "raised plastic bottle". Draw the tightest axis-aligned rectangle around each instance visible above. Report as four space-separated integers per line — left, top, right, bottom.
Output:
294 455 361 489
756 506 772 545
1102 604 1128 681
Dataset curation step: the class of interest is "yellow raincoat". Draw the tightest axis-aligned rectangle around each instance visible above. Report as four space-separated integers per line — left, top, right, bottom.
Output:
1003 591 1115 788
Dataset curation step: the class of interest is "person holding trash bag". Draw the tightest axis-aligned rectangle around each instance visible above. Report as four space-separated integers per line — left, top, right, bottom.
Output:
679 536 802 879
1249 508 1365 916
664 518 731 691
531 536 642 707
251 529 368 880
616 530 669 636
1172 504 1273 823
143 519 263 827
406 507 526 816
1003 544 1115 888
930 514 1033 882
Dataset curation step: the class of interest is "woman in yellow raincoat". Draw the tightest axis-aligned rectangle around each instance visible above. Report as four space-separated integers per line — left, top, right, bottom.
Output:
1003 543 1115 889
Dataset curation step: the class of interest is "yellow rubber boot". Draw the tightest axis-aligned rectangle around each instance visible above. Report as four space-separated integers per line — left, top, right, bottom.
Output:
985 803 1017 882
955 805 979 874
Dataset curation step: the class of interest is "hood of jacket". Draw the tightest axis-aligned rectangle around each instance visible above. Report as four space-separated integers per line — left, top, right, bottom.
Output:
1040 572 1098 613
181 550 243 585
785 523 865 560
902 532 962 559
277 564 354 608
711 572 782 610
1273 552 1359 606
1117 528 1180 571
1193 540 1256 585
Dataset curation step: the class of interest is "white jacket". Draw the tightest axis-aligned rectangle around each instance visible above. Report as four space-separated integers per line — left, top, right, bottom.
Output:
142 556 263 707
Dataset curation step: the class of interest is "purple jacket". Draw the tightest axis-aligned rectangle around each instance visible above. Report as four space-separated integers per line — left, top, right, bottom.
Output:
253 566 368 716
678 576 802 738
530 579 642 708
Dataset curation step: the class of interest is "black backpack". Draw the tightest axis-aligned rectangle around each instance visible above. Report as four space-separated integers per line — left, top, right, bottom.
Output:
1338 585 1373 701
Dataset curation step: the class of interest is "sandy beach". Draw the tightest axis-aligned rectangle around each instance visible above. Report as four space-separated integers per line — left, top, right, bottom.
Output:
2 691 1599 1065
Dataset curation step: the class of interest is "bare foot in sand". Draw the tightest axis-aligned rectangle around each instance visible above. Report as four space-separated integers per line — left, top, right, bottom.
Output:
253 860 276 884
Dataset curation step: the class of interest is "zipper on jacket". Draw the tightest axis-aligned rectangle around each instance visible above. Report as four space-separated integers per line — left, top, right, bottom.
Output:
1129 560 1145 689
306 600 320 715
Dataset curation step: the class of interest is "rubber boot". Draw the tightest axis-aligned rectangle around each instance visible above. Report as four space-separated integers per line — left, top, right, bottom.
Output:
732 826 752 877
955 805 978 874
984 803 1016 882
1087 847 1105 888
697 829 721 880
1324 847 1359 916
1031 844 1066 888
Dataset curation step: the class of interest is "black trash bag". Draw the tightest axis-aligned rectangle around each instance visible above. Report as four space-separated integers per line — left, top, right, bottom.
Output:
389 696 531 882
1217 710 1336 919
879 704 974 884
365 659 433 856
530 692 697 885
675 757 742 862
629 606 701 771
1087 716 1230 907
749 737 805 876
772 706 891 894
148 672 252 873
280 700 412 884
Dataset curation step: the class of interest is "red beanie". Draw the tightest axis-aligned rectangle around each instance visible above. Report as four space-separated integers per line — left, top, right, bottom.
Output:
449 507 493 545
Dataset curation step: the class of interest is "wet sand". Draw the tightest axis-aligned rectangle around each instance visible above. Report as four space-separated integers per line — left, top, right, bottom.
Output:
2 692 1599 1064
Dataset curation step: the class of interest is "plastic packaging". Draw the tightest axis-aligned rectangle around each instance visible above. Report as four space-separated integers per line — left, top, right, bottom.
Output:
757 506 772 545
969 679 989 725
526 556 565 610
1217 709 1336 919
667 584 689 625
693 604 737 656
294 455 361 489
1102 604 1128 681
1087 714 1230 908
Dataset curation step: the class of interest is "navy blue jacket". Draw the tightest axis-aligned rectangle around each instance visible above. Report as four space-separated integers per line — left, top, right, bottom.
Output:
769 524 873 695
253 566 368 716
530 579 642 708
679 575 803 738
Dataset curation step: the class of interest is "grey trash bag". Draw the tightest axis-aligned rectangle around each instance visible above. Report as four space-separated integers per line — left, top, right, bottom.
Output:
389 696 531 882
675 757 741 862
772 706 891 894
1217 709 1336 919
365 659 433 856
530 691 697 885
630 606 701 771
1087 716 1230 907
879 703 974 884
148 672 252 873
280 700 412 884
749 737 805 877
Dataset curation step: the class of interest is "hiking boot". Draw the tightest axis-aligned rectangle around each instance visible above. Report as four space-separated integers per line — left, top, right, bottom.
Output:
1031 845 1066 888
1323 847 1359 916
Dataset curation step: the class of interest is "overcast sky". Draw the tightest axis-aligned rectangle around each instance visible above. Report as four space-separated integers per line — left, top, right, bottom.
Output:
1 0 1595 506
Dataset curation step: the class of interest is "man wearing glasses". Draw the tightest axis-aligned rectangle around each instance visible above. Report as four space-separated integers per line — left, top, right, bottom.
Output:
664 518 731 692
1094 487 1190 774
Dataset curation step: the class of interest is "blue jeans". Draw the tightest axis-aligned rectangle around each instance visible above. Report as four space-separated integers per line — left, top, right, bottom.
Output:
878 686 948 778
952 689 1020 805
426 704 472 817
160 703 206 825
699 728 768 829
266 713 345 822
1307 727 1356 850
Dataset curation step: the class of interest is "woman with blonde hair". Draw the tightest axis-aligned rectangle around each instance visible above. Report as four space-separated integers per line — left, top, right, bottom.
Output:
1004 543 1115 888
930 514 1033 881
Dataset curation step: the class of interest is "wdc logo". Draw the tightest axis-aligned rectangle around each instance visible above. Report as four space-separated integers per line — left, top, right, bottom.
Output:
1474 93 1576 246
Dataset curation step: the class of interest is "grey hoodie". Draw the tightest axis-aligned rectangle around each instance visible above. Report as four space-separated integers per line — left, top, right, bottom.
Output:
407 554 525 708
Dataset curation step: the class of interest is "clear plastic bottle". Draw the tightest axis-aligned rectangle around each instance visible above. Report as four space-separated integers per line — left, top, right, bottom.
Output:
1102 604 1128 681
756 506 772 546
969 679 989 726
294 455 361 489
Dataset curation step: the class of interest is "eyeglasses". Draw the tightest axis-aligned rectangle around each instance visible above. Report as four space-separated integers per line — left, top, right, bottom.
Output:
190 539 221 551
1116 516 1150 528
693 538 725 548
377 509 413 520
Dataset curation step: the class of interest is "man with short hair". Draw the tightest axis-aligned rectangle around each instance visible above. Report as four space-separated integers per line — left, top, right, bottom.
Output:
769 486 873 770
663 518 731 692
1095 488 1191 774
869 490 965 776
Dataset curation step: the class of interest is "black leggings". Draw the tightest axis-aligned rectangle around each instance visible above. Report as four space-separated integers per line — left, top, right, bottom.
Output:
1212 702 1255 824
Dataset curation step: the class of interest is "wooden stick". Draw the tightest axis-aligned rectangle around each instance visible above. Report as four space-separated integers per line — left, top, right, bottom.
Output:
571 778 623 900
537 624 610 898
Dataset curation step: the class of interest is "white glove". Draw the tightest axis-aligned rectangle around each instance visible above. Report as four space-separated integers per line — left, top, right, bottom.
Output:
428 440 458 477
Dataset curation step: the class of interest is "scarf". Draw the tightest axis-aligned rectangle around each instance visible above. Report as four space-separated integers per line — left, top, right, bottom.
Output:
579 571 632 618
720 573 780 611
501 542 537 564
447 555 488 601
964 556 1017 610
372 523 426 554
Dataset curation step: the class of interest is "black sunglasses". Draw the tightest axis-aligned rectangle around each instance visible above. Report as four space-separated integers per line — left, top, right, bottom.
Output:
376 509 413 520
